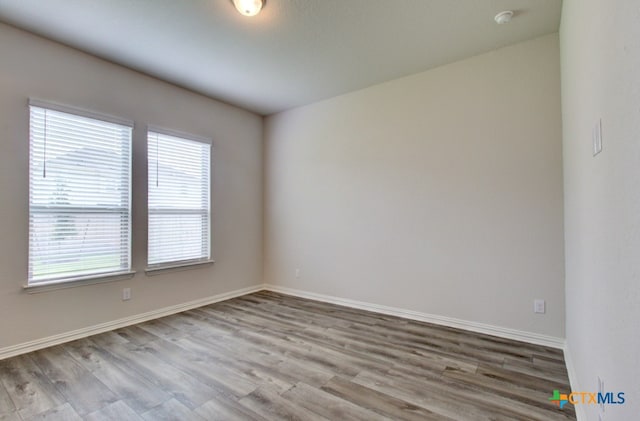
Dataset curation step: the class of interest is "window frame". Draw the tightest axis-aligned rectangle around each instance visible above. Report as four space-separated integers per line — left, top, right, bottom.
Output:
145 125 213 273
25 99 135 290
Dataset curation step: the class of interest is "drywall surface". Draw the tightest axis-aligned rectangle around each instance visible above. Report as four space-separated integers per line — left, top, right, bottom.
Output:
561 0 640 419
0 23 263 349
265 34 565 338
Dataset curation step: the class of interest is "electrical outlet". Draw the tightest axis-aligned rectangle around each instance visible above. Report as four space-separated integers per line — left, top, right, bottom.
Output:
534 299 545 314
295 268 300 278
123 288 131 301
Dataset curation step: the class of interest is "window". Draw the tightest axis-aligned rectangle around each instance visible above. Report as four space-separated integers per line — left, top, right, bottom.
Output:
147 129 211 268
28 101 132 285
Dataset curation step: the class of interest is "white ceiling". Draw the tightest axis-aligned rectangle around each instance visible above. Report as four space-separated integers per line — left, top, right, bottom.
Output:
0 0 562 115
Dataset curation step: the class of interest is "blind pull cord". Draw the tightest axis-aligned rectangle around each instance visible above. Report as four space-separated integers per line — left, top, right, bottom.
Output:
156 134 159 187
43 110 47 178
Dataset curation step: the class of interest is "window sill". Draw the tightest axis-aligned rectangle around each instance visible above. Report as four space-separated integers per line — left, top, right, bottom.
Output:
23 270 136 294
145 259 215 276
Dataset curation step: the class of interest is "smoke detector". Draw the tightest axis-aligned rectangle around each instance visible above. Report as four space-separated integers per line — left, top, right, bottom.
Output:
494 11 514 24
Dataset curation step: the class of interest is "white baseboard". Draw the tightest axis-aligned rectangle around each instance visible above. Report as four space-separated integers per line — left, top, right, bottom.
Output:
263 284 566 349
0 284 264 360
563 342 586 420
0 282 566 361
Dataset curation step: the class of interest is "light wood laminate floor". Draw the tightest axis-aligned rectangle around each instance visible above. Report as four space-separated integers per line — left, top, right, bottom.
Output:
0 291 576 420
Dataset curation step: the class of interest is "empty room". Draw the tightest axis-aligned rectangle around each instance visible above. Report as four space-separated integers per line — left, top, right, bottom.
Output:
0 0 637 420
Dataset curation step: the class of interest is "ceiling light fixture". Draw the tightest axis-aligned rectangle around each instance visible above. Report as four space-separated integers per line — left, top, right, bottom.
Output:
233 0 263 17
494 10 514 24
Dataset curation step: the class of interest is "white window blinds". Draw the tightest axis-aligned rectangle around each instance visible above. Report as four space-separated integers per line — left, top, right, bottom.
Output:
148 130 211 267
28 102 132 285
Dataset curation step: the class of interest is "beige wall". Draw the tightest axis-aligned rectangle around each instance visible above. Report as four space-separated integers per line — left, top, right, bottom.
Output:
561 0 640 419
264 34 565 338
0 23 263 349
